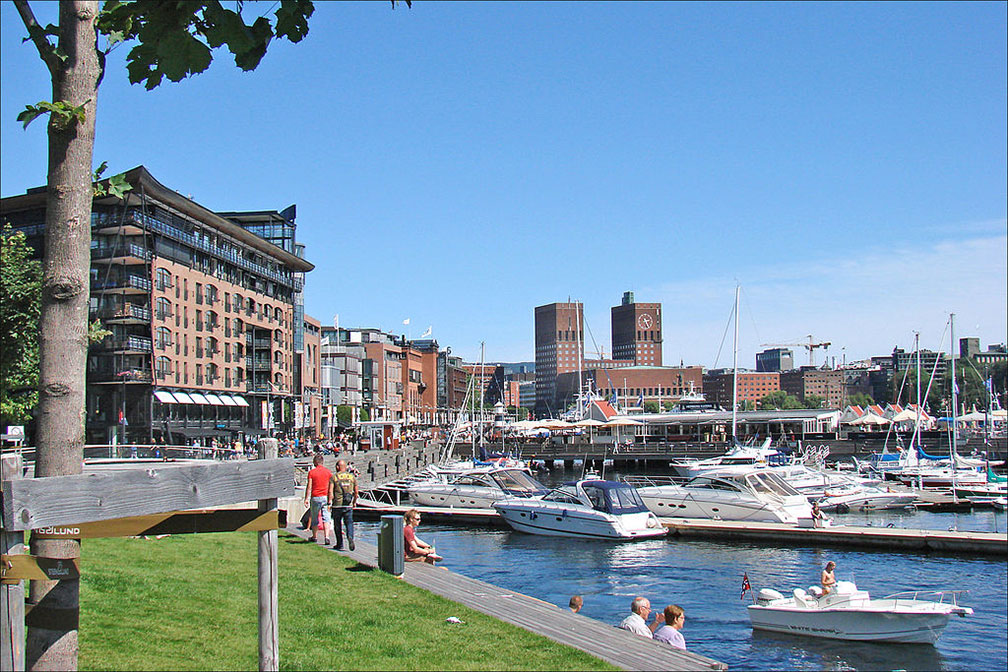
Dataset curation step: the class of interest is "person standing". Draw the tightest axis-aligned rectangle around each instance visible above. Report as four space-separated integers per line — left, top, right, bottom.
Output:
329 459 358 551
811 501 824 528
653 605 687 650
618 596 663 638
303 454 333 545
821 561 837 595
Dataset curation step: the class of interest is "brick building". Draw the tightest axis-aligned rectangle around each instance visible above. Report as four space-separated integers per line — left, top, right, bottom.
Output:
1 166 313 444
780 367 843 409
702 369 780 409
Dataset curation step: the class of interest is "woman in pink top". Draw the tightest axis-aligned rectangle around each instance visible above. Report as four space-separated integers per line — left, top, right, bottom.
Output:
403 509 442 564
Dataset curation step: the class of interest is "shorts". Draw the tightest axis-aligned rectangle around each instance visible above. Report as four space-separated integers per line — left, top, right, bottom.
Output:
309 496 332 525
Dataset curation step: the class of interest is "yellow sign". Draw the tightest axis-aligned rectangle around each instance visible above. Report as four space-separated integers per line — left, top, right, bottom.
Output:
1 555 80 583
31 509 284 539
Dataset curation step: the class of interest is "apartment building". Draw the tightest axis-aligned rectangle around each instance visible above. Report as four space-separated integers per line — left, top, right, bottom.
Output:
702 369 781 409
1 166 313 444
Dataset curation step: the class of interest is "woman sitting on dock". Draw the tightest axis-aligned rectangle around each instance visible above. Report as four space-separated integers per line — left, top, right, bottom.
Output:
821 561 837 596
404 509 443 564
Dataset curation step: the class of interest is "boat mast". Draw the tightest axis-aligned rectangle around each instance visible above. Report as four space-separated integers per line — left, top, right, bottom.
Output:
949 313 958 500
731 284 740 445
915 331 921 450
479 340 486 458
576 301 583 419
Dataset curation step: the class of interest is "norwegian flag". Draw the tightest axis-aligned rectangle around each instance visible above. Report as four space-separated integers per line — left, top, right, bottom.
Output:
741 572 752 600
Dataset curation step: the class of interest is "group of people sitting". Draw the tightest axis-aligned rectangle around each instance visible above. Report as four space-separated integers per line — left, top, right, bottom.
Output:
618 596 688 650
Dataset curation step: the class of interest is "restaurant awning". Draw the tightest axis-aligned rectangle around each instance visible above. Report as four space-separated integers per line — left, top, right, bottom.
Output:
153 390 178 404
219 395 238 406
204 394 224 406
189 393 210 405
172 392 195 404
230 395 250 407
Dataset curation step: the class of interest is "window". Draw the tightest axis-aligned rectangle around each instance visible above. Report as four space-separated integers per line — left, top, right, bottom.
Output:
196 337 203 358
156 297 172 321
156 268 172 291
156 327 172 350
195 283 203 304
156 356 172 380
207 336 218 356
196 310 203 332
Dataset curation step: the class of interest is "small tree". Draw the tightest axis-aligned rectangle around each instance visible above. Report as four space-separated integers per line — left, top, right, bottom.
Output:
643 400 660 413
336 404 353 427
803 395 824 409
0 225 42 424
847 392 874 408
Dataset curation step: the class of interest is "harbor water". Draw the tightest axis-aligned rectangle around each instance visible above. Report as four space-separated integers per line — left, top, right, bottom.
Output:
356 469 1007 671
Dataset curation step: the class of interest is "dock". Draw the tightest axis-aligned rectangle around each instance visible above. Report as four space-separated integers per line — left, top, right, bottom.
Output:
344 503 1008 556
662 518 1007 555
283 523 726 671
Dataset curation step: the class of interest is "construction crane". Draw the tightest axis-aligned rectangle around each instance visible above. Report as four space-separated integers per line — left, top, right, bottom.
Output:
760 335 831 367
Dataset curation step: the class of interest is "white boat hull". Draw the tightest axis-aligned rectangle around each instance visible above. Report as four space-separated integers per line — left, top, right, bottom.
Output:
638 489 799 523
748 604 954 644
493 504 667 540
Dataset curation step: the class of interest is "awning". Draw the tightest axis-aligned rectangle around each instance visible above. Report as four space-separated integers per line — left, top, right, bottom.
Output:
204 394 224 406
231 395 250 407
189 393 210 405
172 392 195 404
219 395 237 406
154 390 178 404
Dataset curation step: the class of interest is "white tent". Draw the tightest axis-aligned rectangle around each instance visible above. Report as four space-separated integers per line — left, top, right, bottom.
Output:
849 413 890 426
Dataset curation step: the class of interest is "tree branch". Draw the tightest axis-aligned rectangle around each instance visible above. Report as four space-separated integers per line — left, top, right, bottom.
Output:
13 0 58 75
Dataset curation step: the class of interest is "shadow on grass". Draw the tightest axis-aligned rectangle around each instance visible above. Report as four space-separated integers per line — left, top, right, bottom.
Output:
346 563 375 573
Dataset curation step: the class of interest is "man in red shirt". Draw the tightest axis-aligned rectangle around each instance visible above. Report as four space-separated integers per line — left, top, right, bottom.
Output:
303 454 333 544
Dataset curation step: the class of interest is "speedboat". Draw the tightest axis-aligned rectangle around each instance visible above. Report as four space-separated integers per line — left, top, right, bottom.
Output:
669 439 783 478
748 580 973 644
408 467 549 509
627 470 810 523
492 479 667 539
815 481 919 512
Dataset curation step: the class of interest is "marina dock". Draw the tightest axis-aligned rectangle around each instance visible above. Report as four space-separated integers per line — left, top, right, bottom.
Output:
284 523 727 671
346 503 1008 556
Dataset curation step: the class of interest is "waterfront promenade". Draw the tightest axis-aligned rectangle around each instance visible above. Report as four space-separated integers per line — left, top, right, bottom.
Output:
284 523 727 671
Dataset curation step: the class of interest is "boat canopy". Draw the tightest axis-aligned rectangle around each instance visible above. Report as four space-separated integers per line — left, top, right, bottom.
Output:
580 480 650 515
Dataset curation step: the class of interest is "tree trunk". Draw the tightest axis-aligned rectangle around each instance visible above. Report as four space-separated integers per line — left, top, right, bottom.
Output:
27 2 100 669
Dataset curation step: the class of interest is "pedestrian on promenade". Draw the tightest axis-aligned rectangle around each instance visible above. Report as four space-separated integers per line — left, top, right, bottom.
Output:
653 605 687 650
329 459 358 551
569 595 583 613
403 509 442 564
303 454 333 545
619 596 663 638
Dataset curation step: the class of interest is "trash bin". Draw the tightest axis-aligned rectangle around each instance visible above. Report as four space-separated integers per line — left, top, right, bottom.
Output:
378 514 404 576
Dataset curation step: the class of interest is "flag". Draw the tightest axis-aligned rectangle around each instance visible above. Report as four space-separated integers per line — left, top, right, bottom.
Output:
118 409 128 426
402 318 410 326
637 393 644 407
740 572 751 600
421 325 432 338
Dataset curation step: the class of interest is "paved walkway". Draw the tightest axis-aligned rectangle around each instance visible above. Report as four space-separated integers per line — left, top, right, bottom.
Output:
285 524 726 671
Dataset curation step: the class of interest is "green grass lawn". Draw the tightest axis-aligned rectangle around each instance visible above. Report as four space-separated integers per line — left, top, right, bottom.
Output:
78 531 616 671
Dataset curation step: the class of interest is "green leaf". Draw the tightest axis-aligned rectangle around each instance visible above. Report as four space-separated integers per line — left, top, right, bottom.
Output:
93 160 109 181
16 104 47 129
107 173 131 199
275 0 314 43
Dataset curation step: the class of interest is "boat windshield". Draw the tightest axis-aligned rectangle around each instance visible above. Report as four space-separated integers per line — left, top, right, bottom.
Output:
606 485 649 514
745 473 801 497
543 486 584 505
450 474 492 487
685 477 744 492
492 469 547 494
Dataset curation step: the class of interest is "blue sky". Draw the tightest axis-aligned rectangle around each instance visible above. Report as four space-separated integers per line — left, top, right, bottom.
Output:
3 2 1006 366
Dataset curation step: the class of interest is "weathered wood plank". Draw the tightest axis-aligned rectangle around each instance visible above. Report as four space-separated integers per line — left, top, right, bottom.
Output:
257 439 279 672
1 454 26 671
2 459 294 531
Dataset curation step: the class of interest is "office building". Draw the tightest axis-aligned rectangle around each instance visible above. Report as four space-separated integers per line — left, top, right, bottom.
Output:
611 291 662 365
756 348 794 372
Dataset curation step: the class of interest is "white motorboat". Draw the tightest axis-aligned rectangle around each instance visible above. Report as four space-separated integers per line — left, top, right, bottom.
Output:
748 580 973 644
492 479 667 539
815 481 919 512
627 470 811 524
669 439 784 479
408 467 549 509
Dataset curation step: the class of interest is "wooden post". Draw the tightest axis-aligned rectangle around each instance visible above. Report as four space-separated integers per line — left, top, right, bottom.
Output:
256 438 279 672
1 454 26 671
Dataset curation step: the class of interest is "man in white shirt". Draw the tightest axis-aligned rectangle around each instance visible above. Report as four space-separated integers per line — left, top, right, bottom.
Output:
618 596 664 638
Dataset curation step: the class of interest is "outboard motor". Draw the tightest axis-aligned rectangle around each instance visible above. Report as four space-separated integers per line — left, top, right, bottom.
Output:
756 588 783 605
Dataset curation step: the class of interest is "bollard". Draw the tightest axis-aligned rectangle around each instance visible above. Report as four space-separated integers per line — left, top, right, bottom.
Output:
377 515 404 577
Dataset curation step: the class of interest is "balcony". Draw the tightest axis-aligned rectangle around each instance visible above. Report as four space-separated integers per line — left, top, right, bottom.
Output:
102 335 152 353
93 303 151 324
156 309 173 322
91 243 152 265
89 367 153 384
92 275 152 294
